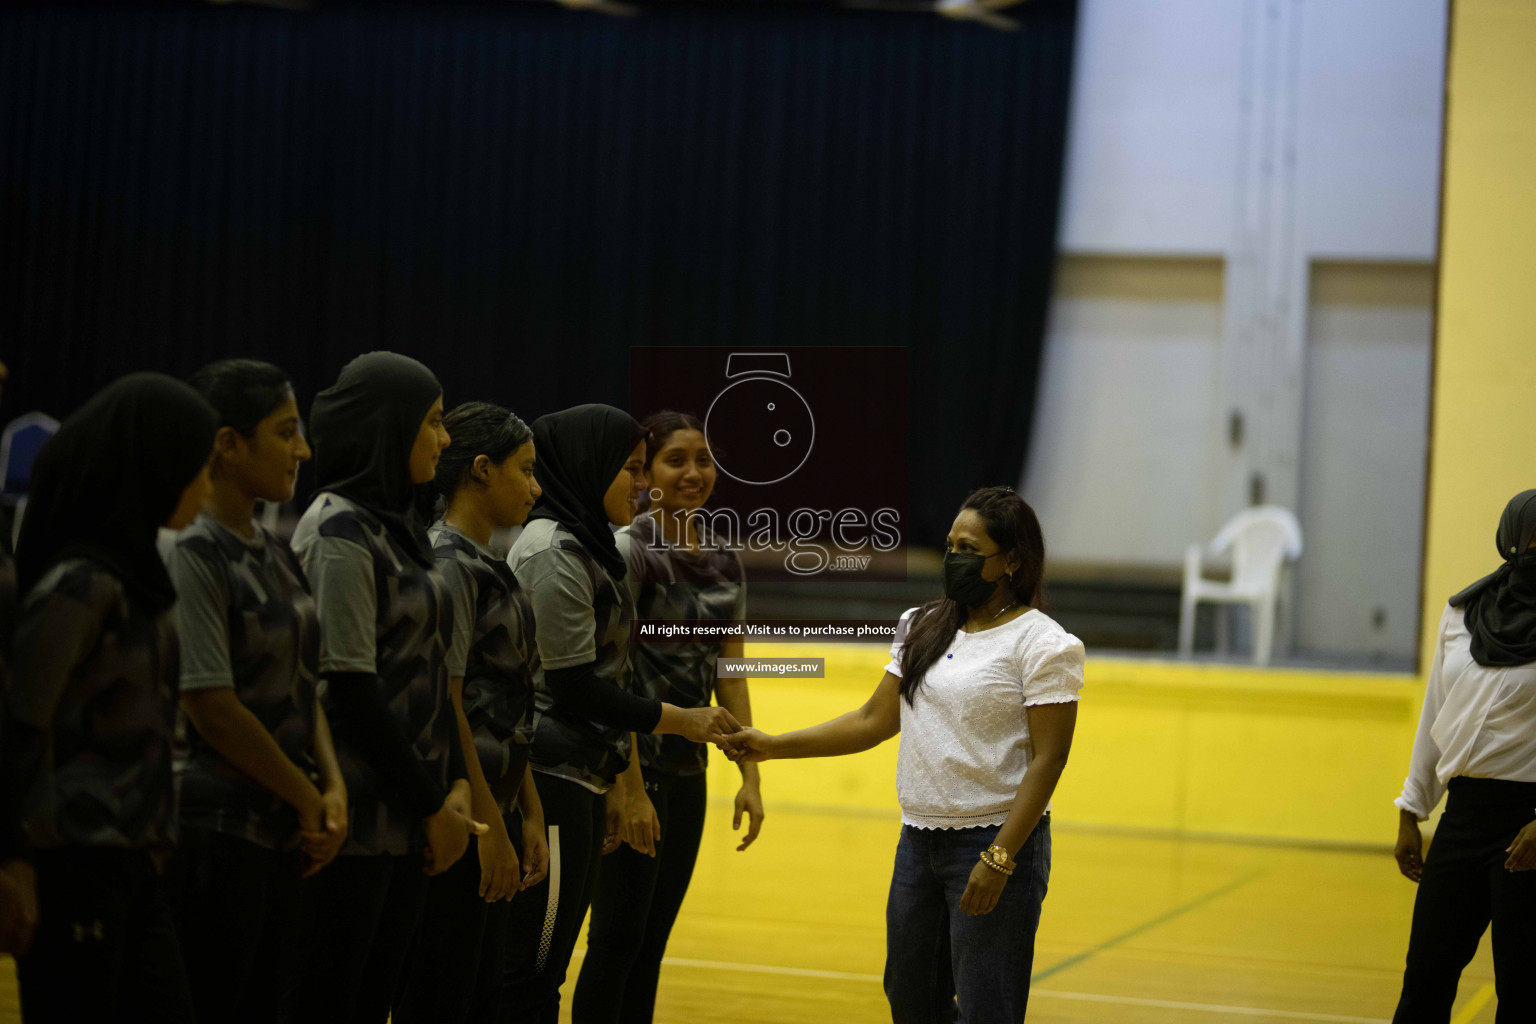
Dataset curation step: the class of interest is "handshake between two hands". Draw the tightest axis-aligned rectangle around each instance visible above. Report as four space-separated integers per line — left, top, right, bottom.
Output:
678 705 771 763
716 727 771 764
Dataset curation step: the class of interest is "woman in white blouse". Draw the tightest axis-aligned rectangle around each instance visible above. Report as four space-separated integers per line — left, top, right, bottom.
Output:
1393 490 1536 1023
723 486 1081 1024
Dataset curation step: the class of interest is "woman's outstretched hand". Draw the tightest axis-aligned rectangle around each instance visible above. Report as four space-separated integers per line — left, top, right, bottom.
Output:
678 705 742 746
719 727 774 763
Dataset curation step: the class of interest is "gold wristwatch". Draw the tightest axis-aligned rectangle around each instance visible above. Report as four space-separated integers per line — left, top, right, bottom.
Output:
985 844 1015 870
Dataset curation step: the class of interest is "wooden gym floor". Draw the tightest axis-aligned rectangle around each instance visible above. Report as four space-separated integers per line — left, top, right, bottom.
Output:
0 799 1501 1022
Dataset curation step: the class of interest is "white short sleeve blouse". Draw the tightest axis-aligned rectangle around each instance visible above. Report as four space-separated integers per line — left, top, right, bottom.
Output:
885 605 1084 829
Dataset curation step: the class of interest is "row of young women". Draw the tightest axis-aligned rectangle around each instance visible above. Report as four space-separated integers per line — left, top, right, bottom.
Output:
0 351 761 1024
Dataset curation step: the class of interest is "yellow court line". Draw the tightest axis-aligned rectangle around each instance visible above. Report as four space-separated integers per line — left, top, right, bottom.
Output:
581 952 1394 1023
1448 983 1495 1024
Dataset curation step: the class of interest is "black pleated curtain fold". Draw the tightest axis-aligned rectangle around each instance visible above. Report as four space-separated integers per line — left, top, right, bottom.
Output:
0 0 1077 546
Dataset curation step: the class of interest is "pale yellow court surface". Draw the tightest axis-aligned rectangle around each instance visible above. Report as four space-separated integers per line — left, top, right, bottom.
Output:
0 801 1501 1023
553 800 1499 1024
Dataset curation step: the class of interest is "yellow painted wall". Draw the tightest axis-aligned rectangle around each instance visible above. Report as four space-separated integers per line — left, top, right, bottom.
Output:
725 0 1535 848
1419 0 1536 671
720 645 1416 846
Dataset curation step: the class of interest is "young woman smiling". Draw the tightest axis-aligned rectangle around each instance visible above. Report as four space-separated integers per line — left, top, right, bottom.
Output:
573 411 759 1024
395 402 551 1024
724 486 1082 1024
500 404 740 1024
160 360 349 1023
289 352 485 1024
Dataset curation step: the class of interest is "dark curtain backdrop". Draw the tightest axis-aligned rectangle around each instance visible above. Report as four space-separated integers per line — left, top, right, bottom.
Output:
0 0 1077 546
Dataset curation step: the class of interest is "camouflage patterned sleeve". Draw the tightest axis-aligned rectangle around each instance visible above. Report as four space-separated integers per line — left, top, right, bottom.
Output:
516 549 598 671
9 574 107 729
165 539 235 690
6 570 112 851
438 558 477 681
305 533 379 675
614 530 644 615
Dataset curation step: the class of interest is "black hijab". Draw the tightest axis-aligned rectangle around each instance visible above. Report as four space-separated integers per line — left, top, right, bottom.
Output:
527 404 647 581
309 351 442 569
1448 489 1536 668
17 373 218 611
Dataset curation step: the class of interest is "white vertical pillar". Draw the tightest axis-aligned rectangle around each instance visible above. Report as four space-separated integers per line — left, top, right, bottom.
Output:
1223 0 1308 512
1220 0 1308 651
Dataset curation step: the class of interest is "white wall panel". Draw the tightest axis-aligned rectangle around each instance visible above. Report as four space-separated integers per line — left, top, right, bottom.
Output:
1058 0 1245 254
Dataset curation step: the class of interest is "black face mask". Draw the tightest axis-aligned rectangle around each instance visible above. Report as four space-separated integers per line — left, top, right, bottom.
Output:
942 551 999 607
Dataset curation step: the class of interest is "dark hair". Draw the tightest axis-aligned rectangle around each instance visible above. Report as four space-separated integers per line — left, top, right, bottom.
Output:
898 485 1046 704
187 359 293 436
417 401 532 523
639 410 706 469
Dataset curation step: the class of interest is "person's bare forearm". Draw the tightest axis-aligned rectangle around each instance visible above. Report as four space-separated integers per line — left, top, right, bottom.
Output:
518 768 544 823
763 706 890 759
616 733 646 793
715 679 754 729
311 701 344 794
450 679 508 835
715 680 760 784
987 702 1077 861
991 754 1067 859
183 690 320 815
653 702 702 737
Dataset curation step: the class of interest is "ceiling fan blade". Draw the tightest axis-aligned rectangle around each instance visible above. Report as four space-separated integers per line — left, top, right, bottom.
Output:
936 0 1020 30
970 8 1021 29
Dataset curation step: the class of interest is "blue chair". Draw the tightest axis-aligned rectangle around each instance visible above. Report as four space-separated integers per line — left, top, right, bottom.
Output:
1 411 60 549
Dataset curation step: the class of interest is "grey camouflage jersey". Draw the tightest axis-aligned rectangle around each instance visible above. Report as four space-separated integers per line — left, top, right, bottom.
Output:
507 518 635 793
162 514 320 849
293 493 454 855
430 523 537 814
7 559 180 850
620 514 746 776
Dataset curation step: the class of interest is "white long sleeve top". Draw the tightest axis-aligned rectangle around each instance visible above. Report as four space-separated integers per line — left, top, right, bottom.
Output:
1395 603 1536 820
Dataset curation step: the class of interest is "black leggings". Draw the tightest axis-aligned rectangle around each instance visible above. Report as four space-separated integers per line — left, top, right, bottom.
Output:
165 828 306 1024
394 810 524 1024
500 772 608 1024
16 847 193 1024
290 852 430 1024
573 770 708 1024
1394 777 1536 1024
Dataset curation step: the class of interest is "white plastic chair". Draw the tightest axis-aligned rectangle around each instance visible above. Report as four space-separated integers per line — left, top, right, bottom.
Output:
1178 505 1303 666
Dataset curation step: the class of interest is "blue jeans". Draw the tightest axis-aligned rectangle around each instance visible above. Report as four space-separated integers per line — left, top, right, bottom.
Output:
884 817 1051 1024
